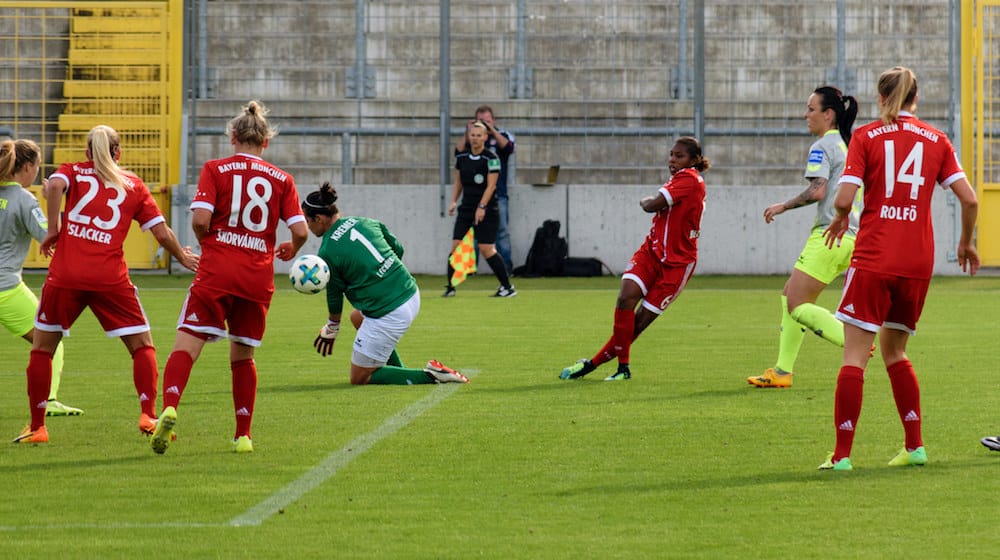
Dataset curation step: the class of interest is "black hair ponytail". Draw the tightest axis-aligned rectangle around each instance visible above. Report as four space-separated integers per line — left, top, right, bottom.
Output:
814 86 858 146
302 181 339 217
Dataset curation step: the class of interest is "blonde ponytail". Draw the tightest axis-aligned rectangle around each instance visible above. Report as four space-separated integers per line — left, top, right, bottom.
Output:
0 140 15 181
0 138 41 183
877 66 918 124
88 125 133 190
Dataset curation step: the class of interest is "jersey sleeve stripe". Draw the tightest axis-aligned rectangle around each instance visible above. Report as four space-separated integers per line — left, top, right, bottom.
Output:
139 215 165 231
940 171 967 188
659 186 674 206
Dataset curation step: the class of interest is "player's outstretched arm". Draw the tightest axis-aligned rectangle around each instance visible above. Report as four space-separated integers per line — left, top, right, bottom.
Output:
150 222 199 272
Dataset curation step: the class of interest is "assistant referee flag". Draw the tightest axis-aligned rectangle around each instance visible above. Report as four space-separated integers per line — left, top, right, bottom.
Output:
449 227 476 286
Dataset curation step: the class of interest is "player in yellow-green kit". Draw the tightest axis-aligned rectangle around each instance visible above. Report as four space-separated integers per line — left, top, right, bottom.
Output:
0 138 82 419
304 182 468 385
748 86 861 388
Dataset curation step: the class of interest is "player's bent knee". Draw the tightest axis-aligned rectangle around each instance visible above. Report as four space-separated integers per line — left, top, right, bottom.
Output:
349 367 373 385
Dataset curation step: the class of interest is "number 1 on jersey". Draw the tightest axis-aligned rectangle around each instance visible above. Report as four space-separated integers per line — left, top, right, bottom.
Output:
883 140 925 200
350 228 385 263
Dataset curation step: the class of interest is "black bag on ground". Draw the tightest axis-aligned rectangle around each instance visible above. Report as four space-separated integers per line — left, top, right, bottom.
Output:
561 256 604 277
513 219 568 277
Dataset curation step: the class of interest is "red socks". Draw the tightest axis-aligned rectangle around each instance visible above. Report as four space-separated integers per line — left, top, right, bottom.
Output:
162 353 257 439
833 365 865 462
887 359 922 451
131 345 159 417
231 359 257 439
161 350 194 410
26 350 53 430
592 307 642 367
591 339 616 367
612 308 635 367
833 360 924 462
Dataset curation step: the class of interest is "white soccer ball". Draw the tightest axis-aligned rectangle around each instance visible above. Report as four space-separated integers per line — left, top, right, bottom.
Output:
289 254 330 294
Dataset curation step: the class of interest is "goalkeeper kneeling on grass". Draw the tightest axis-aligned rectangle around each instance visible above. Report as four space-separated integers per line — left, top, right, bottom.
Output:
304 182 468 385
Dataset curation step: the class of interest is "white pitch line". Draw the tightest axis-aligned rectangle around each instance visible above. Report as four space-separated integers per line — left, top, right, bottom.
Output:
0 521 223 531
0 378 471 532
228 380 467 527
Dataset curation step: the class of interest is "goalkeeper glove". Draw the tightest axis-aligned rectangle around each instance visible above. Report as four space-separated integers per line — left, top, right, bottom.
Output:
314 320 339 357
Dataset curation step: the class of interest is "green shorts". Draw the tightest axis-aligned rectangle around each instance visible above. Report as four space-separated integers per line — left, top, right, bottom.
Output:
793 228 855 284
0 282 40 338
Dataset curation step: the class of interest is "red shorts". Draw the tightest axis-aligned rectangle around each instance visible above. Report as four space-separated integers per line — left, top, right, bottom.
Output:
36 283 150 337
836 267 929 335
622 246 696 315
177 284 270 347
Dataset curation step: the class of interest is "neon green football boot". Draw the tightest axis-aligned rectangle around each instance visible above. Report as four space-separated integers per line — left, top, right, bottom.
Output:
818 452 853 471
233 435 254 453
888 446 927 467
150 406 177 455
45 400 84 416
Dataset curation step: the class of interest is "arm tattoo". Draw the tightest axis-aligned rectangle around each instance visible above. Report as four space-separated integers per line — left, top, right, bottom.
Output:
784 177 827 210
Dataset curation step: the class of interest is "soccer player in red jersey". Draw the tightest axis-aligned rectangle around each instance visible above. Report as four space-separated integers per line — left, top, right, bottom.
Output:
151 100 308 454
559 137 709 381
13 125 200 444
819 67 979 471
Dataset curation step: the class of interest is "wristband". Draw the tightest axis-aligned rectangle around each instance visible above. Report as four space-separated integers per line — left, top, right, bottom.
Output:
321 320 340 338
477 203 487 209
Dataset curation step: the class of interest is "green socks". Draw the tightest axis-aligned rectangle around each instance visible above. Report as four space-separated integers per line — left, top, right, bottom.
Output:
387 349 403 368
368 365 434 385
776 295 805 373
791 302 845 347
367 350 428 385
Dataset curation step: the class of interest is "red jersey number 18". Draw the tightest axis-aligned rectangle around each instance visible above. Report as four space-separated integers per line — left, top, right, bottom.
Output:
228 175 273 233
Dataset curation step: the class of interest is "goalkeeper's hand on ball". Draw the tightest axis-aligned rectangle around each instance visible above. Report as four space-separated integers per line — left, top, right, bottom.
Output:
314 320 339 356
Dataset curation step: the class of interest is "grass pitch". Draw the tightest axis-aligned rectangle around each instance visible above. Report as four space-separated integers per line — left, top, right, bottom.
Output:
2 273 999 558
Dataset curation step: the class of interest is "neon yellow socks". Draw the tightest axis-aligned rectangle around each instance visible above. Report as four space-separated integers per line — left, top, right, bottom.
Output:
791 302 845 347
47 340 65 400
775 295 805 373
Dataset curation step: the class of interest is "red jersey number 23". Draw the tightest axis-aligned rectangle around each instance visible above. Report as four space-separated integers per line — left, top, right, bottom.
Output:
68 175 127 229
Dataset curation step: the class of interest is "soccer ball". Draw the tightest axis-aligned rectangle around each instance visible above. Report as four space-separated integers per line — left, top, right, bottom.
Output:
289 254 330 294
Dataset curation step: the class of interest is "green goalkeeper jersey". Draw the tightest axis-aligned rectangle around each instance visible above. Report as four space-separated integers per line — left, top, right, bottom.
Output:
318 216 418 318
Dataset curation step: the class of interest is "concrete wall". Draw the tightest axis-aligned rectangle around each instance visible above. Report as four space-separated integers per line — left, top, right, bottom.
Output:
171 182 966 277
188 1 955 190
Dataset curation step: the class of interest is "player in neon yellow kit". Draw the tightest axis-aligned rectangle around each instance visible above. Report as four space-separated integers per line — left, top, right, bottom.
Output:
304 182 467 385
748 86 861 389
0 139 82 418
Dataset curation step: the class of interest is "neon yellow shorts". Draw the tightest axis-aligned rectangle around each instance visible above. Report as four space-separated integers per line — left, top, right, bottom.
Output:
0 282 40 338
793 228 855 284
